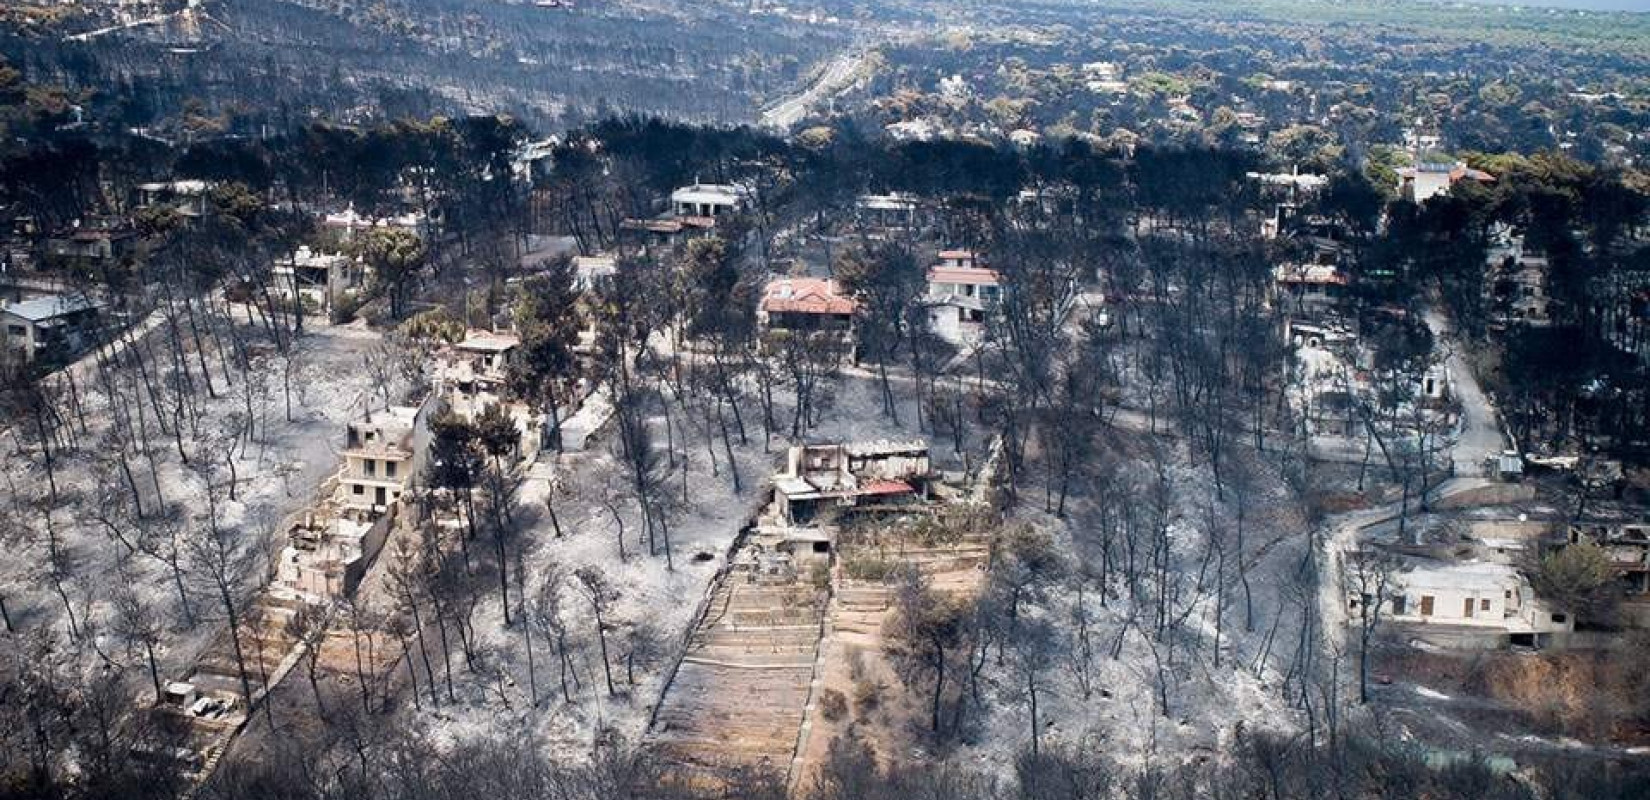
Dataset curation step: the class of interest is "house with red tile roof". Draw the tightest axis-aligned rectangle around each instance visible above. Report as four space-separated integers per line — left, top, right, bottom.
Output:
1397 161 1495 204
772 440 931 528
926 250 1002 346
758 276 857 334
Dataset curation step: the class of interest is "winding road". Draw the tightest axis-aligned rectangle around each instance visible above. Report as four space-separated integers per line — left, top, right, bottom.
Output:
1314 304 1508 729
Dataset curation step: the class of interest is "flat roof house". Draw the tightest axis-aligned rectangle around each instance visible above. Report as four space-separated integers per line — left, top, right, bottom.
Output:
135 180 213 219
1273 263 1349 314
436 330 545 464
439 330 520 409
321 207 429 242
773 440 932 528
274 394 442 601
271 246 363 317
339 398 439 515
45 219 139 267
1 294 104 366
855 193 920 228
1371 561 1573 649
1564 522 1650 598
670 183 751 220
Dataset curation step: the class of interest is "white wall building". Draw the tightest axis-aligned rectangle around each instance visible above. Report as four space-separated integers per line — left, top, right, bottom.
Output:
271 246 363 317
1 294 104 365
926 251 1002 347
670 183 750 218
340 398 439 514
1397 161 1495 204
1374 562 1574 648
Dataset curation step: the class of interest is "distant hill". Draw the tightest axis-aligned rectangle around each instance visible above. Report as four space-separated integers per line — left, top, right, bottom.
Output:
1461 0 1646 10
0 0 857 136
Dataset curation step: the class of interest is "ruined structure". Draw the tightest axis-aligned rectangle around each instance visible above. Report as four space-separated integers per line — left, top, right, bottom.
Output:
772 440 931 530
274 395 442 602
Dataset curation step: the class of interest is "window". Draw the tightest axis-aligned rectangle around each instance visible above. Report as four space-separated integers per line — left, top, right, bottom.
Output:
1391 596 1406 615
352 484 364 495
1481 599 1491 612
385 461 397 478
1551 613 1567 624
1419 595 1434 616
6 325 24 337
364 459 376 477
1463 598 1475 618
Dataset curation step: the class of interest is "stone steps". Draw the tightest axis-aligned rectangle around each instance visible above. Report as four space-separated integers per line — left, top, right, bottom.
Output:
693 628 821 649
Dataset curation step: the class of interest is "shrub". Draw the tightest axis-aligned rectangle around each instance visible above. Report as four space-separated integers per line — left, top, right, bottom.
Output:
842 555 897 582
820 688 848 722
853 677 882 716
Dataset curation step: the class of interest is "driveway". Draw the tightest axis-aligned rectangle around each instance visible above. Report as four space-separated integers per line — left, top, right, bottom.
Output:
1424 307 1504 476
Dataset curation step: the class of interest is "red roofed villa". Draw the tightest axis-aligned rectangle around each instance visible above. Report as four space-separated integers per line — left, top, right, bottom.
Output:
758 277 857 333
927 249 1003 346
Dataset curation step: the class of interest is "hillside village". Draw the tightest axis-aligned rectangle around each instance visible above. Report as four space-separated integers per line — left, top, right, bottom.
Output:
2 2 1650 799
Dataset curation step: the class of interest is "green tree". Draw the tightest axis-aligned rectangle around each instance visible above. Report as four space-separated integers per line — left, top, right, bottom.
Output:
474 402 520 471
507 257 582 452
425 412 484 555
1530 540 1620 628
352 227 427 319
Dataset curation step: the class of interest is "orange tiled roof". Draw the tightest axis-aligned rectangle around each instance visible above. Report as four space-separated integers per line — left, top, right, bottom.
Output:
761 277 857 316
928 265 1000 286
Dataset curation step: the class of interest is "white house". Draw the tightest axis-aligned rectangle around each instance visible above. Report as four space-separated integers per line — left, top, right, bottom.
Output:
885 118 942 142
339 398 439 514
135 179 213 218
1008 129 1043 148
1 294 104 365
271 246 363 317
321 207 430 242
670 183 751 219
1397 161 1495 204
772 440 931 528
275 394 442 601
1417 362 1451 402
1374 562 1573 649
926 251 1002 347
855 193 920 228
512 138 559 182
436 330 544 463
573 255 618 290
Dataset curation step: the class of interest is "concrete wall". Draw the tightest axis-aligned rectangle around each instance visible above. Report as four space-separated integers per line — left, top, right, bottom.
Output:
344 508 398 596
1431 483 1537 510
1466 519 1557 541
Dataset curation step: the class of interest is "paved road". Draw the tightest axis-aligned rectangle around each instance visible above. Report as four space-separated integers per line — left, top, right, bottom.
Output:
66 0 204 42
760 51 865 131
